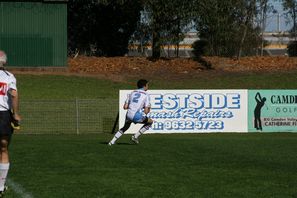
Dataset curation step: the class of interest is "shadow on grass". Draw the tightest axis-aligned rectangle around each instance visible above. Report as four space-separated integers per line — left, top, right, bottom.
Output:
117 142 135 145
99 141 134 146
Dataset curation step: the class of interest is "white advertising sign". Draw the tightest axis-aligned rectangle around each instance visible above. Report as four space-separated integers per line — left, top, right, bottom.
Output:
119 90 248 133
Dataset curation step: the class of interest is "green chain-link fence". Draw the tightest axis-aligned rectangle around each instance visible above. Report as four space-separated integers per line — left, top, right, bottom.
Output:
19 99 119 134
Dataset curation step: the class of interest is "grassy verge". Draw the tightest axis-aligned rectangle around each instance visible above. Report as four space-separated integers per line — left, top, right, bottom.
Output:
16 71 297 100
16 75 131 99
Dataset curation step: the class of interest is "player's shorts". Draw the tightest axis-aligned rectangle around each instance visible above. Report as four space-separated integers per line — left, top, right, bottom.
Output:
0 111 13 136
130 111 148 124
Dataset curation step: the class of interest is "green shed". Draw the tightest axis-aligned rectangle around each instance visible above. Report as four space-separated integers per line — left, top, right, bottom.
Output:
0 0 67 67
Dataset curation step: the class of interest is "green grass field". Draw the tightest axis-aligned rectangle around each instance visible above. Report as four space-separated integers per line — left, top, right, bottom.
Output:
3 71 297 197
6 133 297 198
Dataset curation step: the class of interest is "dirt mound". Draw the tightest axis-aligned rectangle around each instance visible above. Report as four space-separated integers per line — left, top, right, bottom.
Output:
68 56 297 78
10 56 297 81
68 56 204 76
206 56 297 71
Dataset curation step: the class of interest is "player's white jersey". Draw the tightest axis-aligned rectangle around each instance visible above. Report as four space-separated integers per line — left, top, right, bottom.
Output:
125 89 150 122
0 70 17 111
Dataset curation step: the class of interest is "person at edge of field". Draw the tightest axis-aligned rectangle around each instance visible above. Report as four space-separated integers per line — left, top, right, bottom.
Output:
109 79 153 145
0 50 21 197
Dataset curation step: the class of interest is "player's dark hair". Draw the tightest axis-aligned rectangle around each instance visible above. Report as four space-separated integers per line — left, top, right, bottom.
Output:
137 79 148 89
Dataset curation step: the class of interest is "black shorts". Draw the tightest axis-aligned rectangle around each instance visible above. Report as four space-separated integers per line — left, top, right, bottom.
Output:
0 111 13 136
141 116 149 124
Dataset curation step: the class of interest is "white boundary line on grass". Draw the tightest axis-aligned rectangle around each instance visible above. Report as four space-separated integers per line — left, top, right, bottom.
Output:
7 178 34 198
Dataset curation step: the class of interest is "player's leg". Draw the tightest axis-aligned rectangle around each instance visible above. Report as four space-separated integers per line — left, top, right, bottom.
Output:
0 136 11 194
131 118 153 144
109 120 132 145
0 111 12 194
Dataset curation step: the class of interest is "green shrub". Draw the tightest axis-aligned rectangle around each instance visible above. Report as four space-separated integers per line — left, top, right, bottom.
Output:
287 41 297 57
192 39 209 57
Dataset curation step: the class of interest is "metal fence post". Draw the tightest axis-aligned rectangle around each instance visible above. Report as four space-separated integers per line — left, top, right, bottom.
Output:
76 98 80 135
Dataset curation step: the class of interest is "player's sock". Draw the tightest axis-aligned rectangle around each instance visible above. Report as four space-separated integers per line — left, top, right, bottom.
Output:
134 124 151 139
0 163 9 191
133 131 143 139
110 130 123 144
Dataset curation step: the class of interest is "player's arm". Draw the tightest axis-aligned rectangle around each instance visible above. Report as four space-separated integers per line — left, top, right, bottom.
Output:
123 93 130 110
143 94 151 114
9 89 21 121
123 102 129 110
144 106 150 114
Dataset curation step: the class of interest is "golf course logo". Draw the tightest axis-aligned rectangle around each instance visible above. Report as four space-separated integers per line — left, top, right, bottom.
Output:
249 90 297 132
253 92 267 131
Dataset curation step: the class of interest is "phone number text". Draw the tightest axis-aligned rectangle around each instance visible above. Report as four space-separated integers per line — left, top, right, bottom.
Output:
152 120 224 130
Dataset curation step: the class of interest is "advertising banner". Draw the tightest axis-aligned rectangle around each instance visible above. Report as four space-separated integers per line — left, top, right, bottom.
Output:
120 90 248 134
248 90 297 132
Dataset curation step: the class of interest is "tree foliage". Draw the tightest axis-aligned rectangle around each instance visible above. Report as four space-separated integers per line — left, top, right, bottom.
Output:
68 0 141 56
137 0 196 58
282 0 297 40
287 41 297 56
257 0 274 56
68 0 274 59
192 0 265 58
